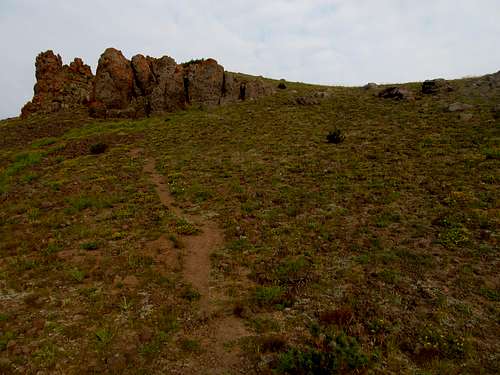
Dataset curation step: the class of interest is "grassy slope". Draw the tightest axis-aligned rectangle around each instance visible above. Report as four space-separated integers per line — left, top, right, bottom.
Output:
0 79 498 374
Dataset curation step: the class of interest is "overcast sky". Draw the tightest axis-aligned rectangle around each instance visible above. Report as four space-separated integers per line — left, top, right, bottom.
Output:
1 0 499 119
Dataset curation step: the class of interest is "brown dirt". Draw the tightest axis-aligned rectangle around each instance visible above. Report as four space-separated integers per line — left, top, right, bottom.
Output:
143 156 221 309
139 149 252 374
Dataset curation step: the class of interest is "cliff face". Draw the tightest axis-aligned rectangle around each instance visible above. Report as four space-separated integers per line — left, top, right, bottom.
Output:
21 48 275 118
21 51 94 117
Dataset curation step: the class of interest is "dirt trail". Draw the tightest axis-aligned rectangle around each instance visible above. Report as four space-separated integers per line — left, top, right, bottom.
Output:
143 157 222 310
139 150 251 374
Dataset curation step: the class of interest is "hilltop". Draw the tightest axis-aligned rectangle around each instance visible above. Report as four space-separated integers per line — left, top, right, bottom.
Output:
20 48 274 119
0 53 499 374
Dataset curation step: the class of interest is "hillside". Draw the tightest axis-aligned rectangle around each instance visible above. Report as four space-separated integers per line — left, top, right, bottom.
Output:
0 72 499 374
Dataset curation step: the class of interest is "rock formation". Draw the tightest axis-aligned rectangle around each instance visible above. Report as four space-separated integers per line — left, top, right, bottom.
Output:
21 51 93 117
447 102 474 112
21 48 275 119
421 79 452 94
378 87 414 100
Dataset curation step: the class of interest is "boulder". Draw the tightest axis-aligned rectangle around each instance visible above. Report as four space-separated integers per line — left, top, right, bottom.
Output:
313 91 331 99
378 87 414 100
459 113 473 121
363 83 378 90
422 79 452 94
131 54 181 114
448 102 473 112
21 51 93 118
182 58 224 106
131 54 155 96
151 56 183 112
93 48 135 110
295 96 320 105
222 72 274 103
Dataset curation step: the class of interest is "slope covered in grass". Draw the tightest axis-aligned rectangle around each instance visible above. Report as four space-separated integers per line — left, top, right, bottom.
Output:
0 78 498 373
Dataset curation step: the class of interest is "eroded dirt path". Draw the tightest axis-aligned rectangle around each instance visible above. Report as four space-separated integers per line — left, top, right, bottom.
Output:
139 149 251 374
143 157 222 310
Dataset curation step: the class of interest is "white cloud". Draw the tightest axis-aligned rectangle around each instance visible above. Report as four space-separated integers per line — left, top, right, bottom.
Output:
1 0 499 118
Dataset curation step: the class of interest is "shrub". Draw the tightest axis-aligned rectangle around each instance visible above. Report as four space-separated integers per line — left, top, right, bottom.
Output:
180 338 201 352
181 286 201 302
89 142 107 154
275 332 368 374
5 152 43 176
257 334 287 353
68 268 85 283
182 58 205 67
326 129 345 144
484 147 500 160
174 218 199 235
275 256 312 286
252 286 292 309
80 242 98 251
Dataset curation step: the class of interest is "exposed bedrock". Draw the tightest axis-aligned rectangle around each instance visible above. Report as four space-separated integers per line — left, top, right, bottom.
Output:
21 48 275 119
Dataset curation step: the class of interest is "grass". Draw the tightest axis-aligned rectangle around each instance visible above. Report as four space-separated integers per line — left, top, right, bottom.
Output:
0 75 498 374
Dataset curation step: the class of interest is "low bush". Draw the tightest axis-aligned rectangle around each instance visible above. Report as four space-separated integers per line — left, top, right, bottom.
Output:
326 129 345 144
89 142 107 154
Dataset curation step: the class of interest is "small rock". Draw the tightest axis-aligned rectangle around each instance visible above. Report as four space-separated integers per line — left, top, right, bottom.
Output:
295 96 320 105
122 275 139 289
32 318 46 331
448 102 473 112
40 201 53 209
139 328 154 343
422 78 452 94
363 83 377 90
378 87 414 100
313 91 330 98
460 113 473 121
6 340 17 352
107 353 127 372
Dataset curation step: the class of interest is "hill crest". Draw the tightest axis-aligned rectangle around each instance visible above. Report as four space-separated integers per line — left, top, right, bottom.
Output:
21 48 275 119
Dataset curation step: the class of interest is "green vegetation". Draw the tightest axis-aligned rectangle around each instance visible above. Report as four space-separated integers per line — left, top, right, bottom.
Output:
181 58 205 67
0 76 498 373
326 128 345 144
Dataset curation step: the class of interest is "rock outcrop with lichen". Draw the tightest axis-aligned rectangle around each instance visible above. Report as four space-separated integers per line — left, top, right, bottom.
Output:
21 48 275 118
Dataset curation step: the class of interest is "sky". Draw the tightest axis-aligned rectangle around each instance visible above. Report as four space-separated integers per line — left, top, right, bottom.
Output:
1 0 500 119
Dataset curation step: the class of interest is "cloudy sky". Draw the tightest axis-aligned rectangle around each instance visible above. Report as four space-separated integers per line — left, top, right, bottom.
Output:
1 0 499 119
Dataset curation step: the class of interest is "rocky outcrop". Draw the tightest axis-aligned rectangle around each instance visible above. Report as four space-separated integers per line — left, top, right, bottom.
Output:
422 79 452 94
378 87 414 100
363 83 378 90
93 48 135 112
21 48 275 119
21 51 93 117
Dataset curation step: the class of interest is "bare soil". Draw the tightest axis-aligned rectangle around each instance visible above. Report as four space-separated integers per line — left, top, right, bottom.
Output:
143 151 251 373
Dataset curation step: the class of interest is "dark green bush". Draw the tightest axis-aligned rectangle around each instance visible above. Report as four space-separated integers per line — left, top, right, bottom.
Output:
326 129 345 144
89 142 107 154
275 332 368 374
80 242 98 251
182 58 205 67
